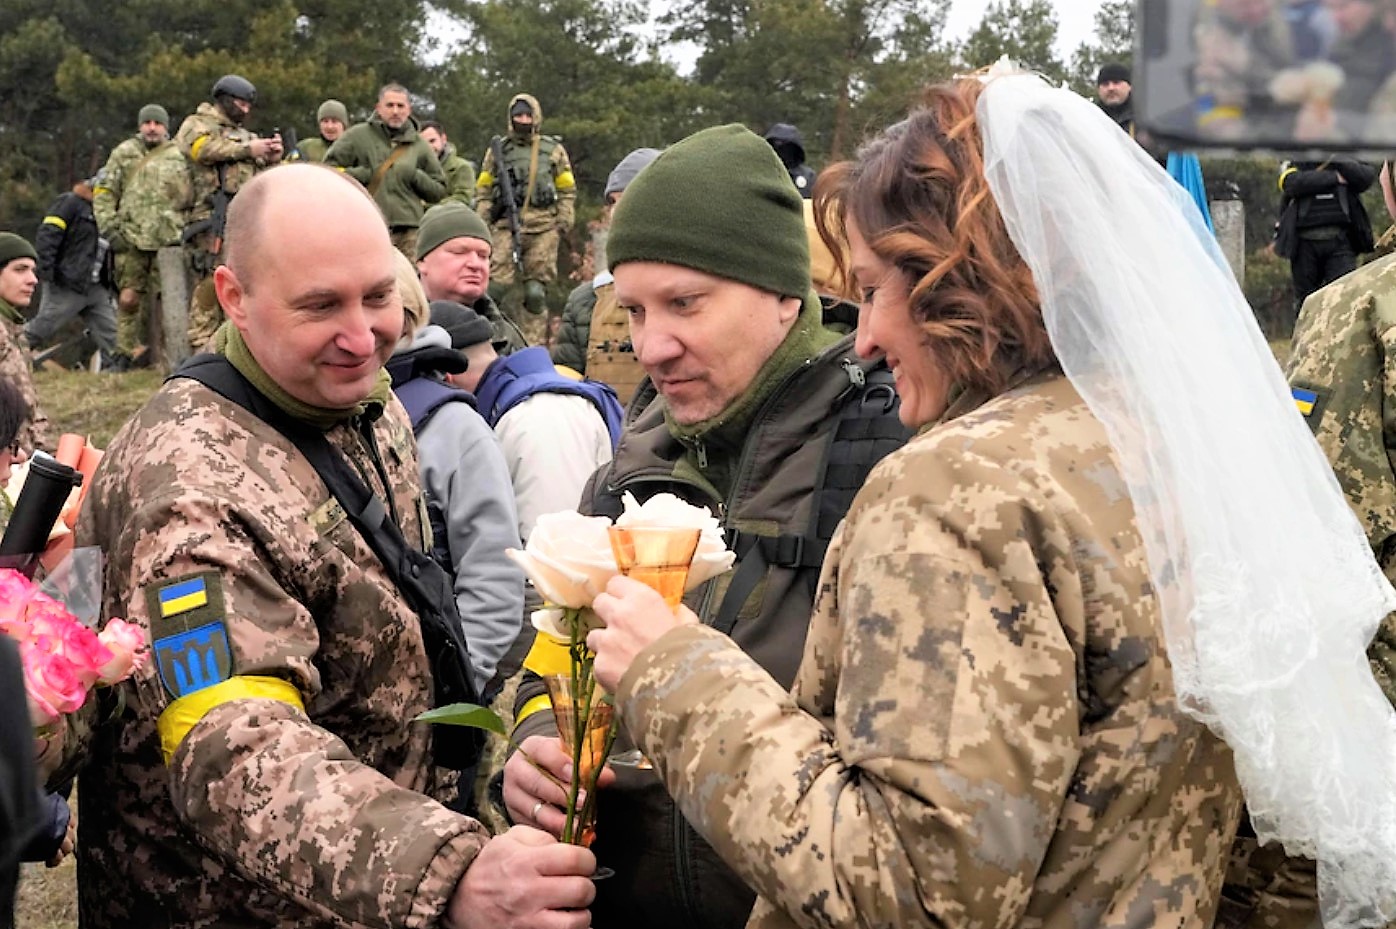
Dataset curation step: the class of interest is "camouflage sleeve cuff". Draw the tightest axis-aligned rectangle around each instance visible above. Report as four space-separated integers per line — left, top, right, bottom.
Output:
401 829 486 929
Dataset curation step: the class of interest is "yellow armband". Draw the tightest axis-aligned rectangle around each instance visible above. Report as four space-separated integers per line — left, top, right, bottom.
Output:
157 675 304 764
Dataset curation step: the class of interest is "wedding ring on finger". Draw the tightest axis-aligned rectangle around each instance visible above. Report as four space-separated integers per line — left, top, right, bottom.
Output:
531 799 545 822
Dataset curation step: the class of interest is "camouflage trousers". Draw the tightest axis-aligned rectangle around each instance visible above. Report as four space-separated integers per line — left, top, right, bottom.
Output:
1217 814 1321 929
489 224 560 286
113 249 160 356
184 236 224 351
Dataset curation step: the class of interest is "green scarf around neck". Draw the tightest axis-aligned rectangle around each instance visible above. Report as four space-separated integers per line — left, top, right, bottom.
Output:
666 290 840 495
214 323 392 430
0 298 21 327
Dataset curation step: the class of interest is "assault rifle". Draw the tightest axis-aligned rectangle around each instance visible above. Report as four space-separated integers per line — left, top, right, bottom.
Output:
181 163 231 276
489 135 524 274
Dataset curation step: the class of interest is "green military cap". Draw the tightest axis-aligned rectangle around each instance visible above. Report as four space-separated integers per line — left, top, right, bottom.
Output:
318 99 349 124
138 103 169 127
417 202 492 260
0 233 37 269
607 124 810 299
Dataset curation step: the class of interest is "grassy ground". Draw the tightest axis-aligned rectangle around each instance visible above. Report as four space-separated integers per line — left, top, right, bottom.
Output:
33 367 164 448
17 368 160 929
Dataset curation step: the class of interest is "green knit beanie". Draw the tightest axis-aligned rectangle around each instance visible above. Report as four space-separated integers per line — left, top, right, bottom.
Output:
417 202 492 260
318 99 349 124
607 124 809 299
138 104 169 128
0 233 36 269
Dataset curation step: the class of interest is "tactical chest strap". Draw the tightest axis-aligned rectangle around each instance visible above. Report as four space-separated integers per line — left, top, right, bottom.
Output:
171 354 484 769
710 362 912 637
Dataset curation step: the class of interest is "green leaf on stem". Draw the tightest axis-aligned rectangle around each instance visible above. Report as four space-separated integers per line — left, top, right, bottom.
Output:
414 703 507 736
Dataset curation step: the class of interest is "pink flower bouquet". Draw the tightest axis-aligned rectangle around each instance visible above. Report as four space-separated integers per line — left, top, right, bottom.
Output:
0 567 148 729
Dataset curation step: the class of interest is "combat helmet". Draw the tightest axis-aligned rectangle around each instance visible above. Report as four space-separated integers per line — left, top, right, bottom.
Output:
212 74 257 104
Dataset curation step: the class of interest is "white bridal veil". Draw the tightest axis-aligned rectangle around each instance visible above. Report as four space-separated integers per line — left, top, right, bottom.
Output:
978 68 1396 928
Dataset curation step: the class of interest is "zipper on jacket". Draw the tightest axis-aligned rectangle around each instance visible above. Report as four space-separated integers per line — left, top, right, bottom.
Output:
694 440 708 471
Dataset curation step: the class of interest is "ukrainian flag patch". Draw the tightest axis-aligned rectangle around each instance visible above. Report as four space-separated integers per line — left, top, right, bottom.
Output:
158 576 208 617
1292 386 1319 417
146 571 231 700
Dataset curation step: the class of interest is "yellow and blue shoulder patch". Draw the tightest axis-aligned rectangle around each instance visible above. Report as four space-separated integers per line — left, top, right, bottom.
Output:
147 571 232 700
1292 386 1318 416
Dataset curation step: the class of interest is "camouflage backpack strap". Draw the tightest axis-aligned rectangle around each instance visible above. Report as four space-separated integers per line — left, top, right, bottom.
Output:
711 359 913 636
170 354 486 770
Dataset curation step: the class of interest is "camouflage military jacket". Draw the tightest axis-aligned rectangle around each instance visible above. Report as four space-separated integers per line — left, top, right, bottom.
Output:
72 378 486 928
618 371 1242 929
1285 255 1396 703
476 94 576 234
0 301 50 451
94 136 191 251
176 102 264 224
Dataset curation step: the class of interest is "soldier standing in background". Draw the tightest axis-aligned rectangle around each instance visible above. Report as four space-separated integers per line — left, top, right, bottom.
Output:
28 177 119 368
93 103 191 366
475 93 576 332
297 99 349 163
325 83 445 260
553 146 660 404
176 74 283 349
0 234 51 450
420 120 477 207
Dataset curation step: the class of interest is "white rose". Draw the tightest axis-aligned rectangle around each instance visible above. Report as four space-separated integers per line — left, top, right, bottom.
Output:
617 492 735 590
506 511 619 608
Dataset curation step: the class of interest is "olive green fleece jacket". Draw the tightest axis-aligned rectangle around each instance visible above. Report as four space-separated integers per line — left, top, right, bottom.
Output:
324 115 445 228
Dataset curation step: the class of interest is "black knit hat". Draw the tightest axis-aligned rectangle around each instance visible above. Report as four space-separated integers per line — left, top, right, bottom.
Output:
607 124 809 299
430 300 495 350
1097 63 1131 85
0 233 37 270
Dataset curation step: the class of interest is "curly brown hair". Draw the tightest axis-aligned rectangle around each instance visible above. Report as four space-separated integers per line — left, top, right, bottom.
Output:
814 78 1054 398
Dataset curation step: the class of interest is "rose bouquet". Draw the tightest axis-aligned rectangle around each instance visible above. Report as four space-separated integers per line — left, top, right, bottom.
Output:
0 566 148 732
417 492 733 849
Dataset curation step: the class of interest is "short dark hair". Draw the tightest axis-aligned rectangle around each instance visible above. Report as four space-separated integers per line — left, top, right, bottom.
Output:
0 377 31 451
420 120 445 135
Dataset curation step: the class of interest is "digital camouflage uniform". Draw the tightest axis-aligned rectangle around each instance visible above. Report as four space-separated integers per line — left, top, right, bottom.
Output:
0 297 50 451
69 377 487 928
176 102 272 348
439 142 477 208
1240 254 1396 929
475 94 576 291
616 370 1243 929
93 135 191 355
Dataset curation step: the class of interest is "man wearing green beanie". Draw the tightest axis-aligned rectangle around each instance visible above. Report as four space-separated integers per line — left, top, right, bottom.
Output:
503 123 912 929
299 99 350 163
0 233 51 450
93 102 187 366
416 201 527 354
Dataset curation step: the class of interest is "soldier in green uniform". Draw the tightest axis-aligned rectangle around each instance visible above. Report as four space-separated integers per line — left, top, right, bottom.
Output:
94 103 192 365
475 93 576 326
420 120 477 207
324 83 446 261
176 74 284 349
0 234 50 451
1226 244 1396 929
297 99 349 164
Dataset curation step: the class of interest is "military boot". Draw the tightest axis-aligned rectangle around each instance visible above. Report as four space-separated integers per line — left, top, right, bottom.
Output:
523 279 547 315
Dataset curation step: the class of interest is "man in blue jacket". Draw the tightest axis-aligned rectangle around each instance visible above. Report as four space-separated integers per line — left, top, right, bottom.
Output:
430 300 620 542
